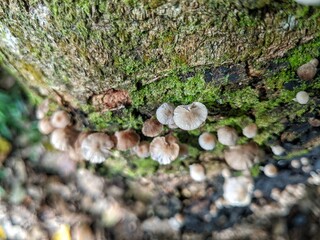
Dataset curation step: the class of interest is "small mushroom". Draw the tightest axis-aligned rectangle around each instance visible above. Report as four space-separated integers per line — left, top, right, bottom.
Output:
50 127 79 151
156 103 175 126
294 0 320 6
142 118 163 137
50 110 71 128
224 142 264 171
263 163 278 177
178 143 189 159
173 102 208 131
81 133 114 163
114 129 140 151
69 131 92 160
189 164 206 182
270 145 285 156
38 117 54 135
217 126 238 146
132 141 150 158
150 136 180 165
36 99 49 120
294 91 309 104
242 123 258 139
198 132 216 150
223 176 253 207
297 60 317 81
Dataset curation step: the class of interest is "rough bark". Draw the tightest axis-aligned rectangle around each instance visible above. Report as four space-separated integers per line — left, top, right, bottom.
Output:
0 0 320 154
0 0 319 105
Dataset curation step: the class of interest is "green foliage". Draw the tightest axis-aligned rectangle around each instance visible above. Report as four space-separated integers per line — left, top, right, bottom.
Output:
0 84 41 143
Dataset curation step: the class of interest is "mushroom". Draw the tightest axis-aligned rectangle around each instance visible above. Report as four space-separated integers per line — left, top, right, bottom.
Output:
36 99 49 120
50 127 79 151
178 143 189 159
50 110 71 128
173 102 208 131
198 132 216 150
224 142 264 171
297 60 317 81
150 136 180 165
114 129 140 151
294 0 320 6
263 163 278 177
270 145 285 156
189 164 206 182
156 103 175 126
80 132 114 163
294 91 309 104
132 141 150 158
242 123 258 139
142 118 163 137
69 131 92 161
38 117 54 135
223 176 253 207
217 126 238 146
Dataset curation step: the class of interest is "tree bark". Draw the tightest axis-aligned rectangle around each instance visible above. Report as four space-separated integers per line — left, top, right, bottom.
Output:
0 1 320 150
0 0 319 104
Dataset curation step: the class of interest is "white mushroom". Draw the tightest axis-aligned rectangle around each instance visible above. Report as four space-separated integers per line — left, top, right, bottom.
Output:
223 176 253 207
217 126 238 146
173 102 208 131
150 136 180 165
38 117 54 135
271 145 285 156
50 110 71 128
224 142 264 171
189 164 206 182
81 133 114 163
156 103 175 126
263 163 278 177
50 127 79 151
294 0 320 6
242 123 258 138
294 91 309 105
198 132 216 150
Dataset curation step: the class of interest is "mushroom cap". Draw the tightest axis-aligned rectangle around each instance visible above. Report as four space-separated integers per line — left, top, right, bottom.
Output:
224 142 264 171
50 110 71 128
242 123 258 139
217 126 238 146
295 91 309 104
50 127 79 151
173 102 208 131
156 103 175 125
297 62 317 81
198 132 216 150
38 117 54 135
69 131 92 161
309 58 319 67
189 164 206 181
81 132 114 163
223 176 253 207
142 118 163 137
132 141 150 158
263 163 278 177
294 0 320 6
36 99 49 120
270 145 285 156
114 129 140 151
150 136 180 165
178 143 189 159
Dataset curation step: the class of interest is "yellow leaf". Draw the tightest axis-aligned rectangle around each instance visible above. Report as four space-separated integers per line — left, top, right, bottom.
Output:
0 225 6 240
52 224 71 240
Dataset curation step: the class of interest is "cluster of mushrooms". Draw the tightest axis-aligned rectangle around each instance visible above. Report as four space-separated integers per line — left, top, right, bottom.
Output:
37 99 266 175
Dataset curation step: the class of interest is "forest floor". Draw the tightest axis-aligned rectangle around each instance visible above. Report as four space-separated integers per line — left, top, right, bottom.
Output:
1 66 320 240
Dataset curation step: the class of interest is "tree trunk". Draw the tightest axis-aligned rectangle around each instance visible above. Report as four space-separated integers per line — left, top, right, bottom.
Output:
0 0 319 148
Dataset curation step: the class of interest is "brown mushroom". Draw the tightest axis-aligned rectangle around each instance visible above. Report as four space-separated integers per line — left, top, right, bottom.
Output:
114 129 140 151
142 118 163 137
